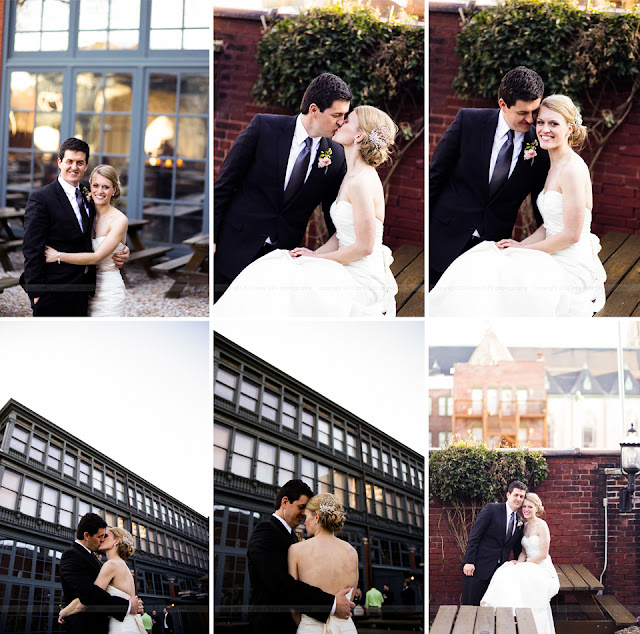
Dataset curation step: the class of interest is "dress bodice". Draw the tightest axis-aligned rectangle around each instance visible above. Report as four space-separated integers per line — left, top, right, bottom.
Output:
522 534 543 560
92 237 125 272
331 200 384 251
537 190 592 240
106 585 147 634
106 585 132 600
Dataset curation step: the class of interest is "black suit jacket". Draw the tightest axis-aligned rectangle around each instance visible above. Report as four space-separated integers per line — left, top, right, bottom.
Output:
214 113 346 285
429 108 549 274
21 178 97 313
60 543 129 634
462 503 524 581
247 515 334 634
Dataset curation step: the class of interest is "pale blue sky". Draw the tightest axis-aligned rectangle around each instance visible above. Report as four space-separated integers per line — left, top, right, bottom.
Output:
215 320 426 456
0 321 211 516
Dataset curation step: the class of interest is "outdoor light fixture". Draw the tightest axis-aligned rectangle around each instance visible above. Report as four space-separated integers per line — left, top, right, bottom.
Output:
620 423 640 513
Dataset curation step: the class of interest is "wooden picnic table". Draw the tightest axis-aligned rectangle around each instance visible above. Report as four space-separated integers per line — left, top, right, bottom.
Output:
597 231 640 316
430 605 538 634
0 208 25 272
552 563 635 634
391 244 424 317
121 218 173 286
152 232 209 298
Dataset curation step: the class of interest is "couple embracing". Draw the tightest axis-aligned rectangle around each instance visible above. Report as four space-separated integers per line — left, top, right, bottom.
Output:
21 137 129 317
248 479 360 634
213 73 399 318
429 66 606 317
59 512 146 634
462 480 560 634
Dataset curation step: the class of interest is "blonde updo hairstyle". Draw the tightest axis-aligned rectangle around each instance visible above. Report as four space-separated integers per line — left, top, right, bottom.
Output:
305 492 346 533
540 94 587 150
354 105 398 168
90 164 121 203
108 526 136 560
525 492 545 517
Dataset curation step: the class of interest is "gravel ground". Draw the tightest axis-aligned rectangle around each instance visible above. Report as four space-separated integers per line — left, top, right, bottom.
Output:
0 252 209 318
615 627 640 634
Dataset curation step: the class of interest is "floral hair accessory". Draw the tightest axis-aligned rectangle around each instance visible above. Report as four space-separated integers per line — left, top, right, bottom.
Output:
318 497 338 515
368 125 393 149
574 109 583 126
524 140 538 164
118 532 134 549
318 148 332 173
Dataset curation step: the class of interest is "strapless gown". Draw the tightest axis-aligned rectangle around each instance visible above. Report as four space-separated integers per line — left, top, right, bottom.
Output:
429 190 607 316
480 535 560 634
297 589 357 633
106 585 146 634
213 200 398 318
89 237 126 317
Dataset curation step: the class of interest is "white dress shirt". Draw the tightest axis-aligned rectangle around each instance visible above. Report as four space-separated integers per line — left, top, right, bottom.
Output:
58 175 86 230
488 111 525 183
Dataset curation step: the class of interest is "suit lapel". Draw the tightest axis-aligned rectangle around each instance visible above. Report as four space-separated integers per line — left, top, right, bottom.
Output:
269 515 296 544
509 126 536 182
276 117 298 207
73 542 101 573
54 180 86 237
479 110 500 199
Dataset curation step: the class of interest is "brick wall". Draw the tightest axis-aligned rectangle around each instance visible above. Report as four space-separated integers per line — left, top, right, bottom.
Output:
428 450 639 614
429 4 640 237
214 8 424 249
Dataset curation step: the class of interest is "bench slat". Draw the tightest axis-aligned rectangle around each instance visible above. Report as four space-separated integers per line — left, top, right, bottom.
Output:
452 605 477 634
125 245 173 264
431 605 458 633
0 277 20 291
391 243 422 276
398 282 424 318
571 564 604 591
554 564 572 592
514 608 538 634
395 251 424 308
598 231 629 262
595 594 637 626
495 607 516 634
474 606 495 633
558 564 590 590
151 254 192 273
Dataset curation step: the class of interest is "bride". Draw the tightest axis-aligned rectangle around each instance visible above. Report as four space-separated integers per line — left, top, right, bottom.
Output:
45 164 128 317
59 527 146 634
480 493 560 634
212 105 398 318
430 94 606 317
288 493 359 633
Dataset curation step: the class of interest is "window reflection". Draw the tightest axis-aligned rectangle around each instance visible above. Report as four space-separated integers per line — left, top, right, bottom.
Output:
14 0 70 52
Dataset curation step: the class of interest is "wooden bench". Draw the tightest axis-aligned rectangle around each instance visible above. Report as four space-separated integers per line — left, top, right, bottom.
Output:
430 605 538 633
0 277 20 293
0 239 23 272
594 594 636 628
391 244 424 317
155 233 209 298
597 231 640 316
121 245 173 287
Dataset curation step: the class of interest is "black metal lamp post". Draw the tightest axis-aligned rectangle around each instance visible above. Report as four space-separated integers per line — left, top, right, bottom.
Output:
620 423 640 513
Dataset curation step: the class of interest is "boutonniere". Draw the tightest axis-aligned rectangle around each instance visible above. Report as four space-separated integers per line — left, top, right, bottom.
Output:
524 140 538 164
81 186 91 201
317 148 332 173
516 518 524 529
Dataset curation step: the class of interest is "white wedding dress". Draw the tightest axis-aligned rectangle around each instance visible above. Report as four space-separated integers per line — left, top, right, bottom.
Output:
429 190 607 316
297 589 357 633
106 586 146 634
213 200 398 318
89 238 126 317
480 535 560 634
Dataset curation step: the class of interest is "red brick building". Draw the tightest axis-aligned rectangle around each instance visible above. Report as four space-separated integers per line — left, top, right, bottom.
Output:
214 8 424 250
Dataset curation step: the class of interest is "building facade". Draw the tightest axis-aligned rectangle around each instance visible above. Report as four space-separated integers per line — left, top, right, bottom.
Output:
214 334 424 625
1 0 211 250
0 399 208 634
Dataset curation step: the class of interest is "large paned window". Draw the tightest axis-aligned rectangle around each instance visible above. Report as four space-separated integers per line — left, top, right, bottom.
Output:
14 0 70 52
150 0 210 50
302 410 314 439
9 426 28 453
215 368 237 402
282 400 297 430
261 391 278 422
255 442 275 484
0 470 20 509
230 432 254 479
278 449 295 486
78 0 141 51
20 479 40 516
239 379 259 412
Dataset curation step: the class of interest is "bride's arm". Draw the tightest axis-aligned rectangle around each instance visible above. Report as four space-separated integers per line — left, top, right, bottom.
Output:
287 544 302 625
45 216 128 265
313 234 340 254
527 521 551 564
59 560 118 618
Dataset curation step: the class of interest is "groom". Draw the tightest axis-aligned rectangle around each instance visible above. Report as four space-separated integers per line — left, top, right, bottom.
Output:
247 479 354 634
429 66 550 287
213 73 351 301
60 513 143 634
461 480 528 605
20 137 129 316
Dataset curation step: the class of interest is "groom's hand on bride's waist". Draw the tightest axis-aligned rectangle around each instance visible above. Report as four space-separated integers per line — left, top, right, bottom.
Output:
463 563 475 576
112 245 130 268
334 587 356 619
130 595 144 614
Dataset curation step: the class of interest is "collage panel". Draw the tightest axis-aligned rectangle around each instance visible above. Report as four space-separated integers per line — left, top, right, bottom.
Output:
0 0 211 318
214 320 426 633
0 321 210 633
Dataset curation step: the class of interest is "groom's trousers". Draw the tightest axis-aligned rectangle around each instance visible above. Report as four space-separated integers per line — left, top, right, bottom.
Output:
461 574 491 606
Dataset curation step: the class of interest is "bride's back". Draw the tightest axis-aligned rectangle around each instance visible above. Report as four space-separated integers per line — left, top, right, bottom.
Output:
292 535 358 595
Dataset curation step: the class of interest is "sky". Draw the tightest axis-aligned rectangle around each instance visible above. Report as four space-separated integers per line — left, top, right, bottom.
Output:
215 320 426 456
427 317 628 349
0 321 211 516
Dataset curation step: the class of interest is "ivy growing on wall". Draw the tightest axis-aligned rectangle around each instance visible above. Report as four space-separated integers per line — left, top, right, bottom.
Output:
430 439 549 559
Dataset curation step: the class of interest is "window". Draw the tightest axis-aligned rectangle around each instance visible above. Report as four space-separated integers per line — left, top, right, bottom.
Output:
59 493 73 527
278 450 295 486
333 427 344 452
215 368 237 401
302 410 314 438
150 0 211 50
347 433 357 458
14 0 70 52
214 424 230 471
79 461 90 485
40 486 57 523
517 388 528 414
116 480 125 502
47 444 61 470
472 388 483 414
63 453 76 478
365 483 373 514
348 476 358 509
301 458 314 489
418 469 424 490
262 391 278 421
382 451 390 473
333 470 345 505
105 475 115 497
318 464 331 493
392 457 399 478
487 388 498 415
256 442 275 484
9 426 28 453
29 436 46 462
385 491 393 519
145 496 152 516
239 379 259 412
438 431 452 447
410 465 417 487
318 418 330 446
93 468 103 491
401 461 409 482
230 432 254 478
78 0 141 51
438 396 447 416
282 400 297 430
362 441 369 464
371 447 380 469
20 478 41 517
395 494 404 523
0 470 20 510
